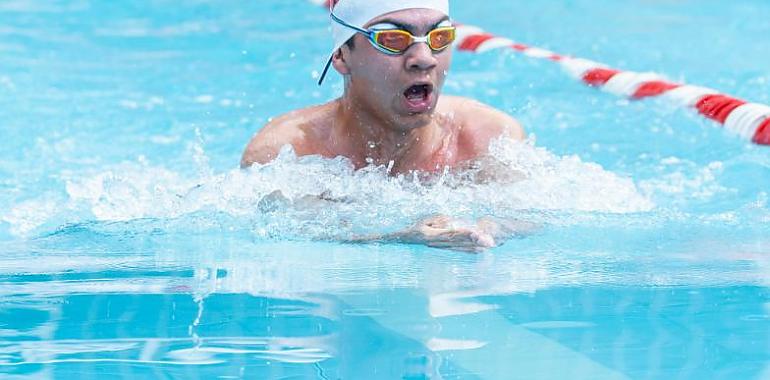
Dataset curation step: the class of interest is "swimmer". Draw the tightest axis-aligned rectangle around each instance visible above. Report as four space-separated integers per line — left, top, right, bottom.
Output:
241 0 527 252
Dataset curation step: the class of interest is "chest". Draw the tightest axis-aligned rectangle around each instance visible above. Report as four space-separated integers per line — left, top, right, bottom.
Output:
302 121 482 173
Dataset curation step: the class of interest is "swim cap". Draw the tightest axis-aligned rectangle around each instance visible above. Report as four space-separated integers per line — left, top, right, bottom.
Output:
318 0 450 85
331 0 450 54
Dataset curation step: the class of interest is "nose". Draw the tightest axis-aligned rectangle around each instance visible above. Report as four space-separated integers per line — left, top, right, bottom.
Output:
403 42 437 72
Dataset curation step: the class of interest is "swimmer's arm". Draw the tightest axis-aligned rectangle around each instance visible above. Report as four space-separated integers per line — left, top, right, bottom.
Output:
346 215 537 253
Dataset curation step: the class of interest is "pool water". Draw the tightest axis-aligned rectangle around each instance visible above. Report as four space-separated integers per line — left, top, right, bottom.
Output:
1 0 769 379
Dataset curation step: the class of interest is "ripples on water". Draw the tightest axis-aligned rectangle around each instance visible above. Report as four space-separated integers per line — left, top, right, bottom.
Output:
2 0 770 378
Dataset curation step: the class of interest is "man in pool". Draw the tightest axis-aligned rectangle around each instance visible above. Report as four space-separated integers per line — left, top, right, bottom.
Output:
241 0 526 252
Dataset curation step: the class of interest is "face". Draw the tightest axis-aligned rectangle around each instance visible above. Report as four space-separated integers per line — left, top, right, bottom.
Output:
333 9 453 132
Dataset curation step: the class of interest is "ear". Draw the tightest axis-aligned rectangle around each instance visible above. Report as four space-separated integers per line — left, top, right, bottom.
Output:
331 47 351 76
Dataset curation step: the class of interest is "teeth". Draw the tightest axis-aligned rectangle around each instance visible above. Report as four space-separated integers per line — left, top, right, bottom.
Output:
407 92 423 101
405 85 429 100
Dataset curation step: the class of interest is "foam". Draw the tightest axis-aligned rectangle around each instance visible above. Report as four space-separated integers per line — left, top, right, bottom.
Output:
639 159 728 203
2 139 654 239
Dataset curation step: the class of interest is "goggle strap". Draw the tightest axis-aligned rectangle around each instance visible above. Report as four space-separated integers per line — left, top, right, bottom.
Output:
331 11 370 35
321 11 455 84
317 56 334 86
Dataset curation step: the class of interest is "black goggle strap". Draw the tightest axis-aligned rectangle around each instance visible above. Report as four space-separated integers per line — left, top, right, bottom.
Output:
331 11 372 36
319 11 374 86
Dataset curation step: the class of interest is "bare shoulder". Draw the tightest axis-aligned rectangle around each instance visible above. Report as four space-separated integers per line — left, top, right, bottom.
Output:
240 102 334 168
437 96 525 156
440 95 524 139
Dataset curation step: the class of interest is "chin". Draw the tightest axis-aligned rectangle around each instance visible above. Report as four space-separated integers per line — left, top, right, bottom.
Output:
390 95 439 131
392 111 434 131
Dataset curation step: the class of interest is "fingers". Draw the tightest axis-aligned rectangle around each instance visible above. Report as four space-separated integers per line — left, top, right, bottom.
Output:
471 232 496 248
424 230 496 252
407 215 500 252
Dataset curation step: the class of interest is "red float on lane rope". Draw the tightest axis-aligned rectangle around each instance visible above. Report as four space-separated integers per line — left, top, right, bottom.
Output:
754 119 770 145
458 33 495 52
582 68 620 87
632 81 681 99
696 95 748 124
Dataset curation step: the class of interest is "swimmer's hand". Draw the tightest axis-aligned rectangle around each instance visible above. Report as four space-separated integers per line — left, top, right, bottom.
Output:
350 215 535 253
390 215 497 253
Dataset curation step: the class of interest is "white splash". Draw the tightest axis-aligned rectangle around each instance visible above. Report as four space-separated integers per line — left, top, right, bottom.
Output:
2 139 653 238
640 159 728 201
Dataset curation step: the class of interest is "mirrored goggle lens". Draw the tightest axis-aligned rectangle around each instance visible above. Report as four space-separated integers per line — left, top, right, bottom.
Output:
428 27 456 50
374 30 413 52
374 27 457 53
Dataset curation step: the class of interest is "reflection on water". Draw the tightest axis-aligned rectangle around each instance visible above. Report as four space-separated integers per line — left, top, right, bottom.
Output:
1 0 769 377
1 239 769 379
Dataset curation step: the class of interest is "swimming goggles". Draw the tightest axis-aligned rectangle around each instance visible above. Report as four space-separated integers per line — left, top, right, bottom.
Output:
318 12 456 85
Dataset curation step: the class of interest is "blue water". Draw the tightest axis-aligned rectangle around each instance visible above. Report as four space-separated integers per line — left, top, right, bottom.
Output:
1 0 769 379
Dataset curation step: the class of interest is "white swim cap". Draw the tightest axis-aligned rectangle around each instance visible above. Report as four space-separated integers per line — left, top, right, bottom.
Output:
331 0 450 53
318 0 451 85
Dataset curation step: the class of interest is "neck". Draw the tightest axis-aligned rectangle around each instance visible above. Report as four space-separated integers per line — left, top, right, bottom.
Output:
336 93 434 168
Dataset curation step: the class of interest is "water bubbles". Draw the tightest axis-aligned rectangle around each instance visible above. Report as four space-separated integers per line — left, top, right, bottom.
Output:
194 95 214 104
192 128 213 179
119 100 139 109
640 158 728 203
2 140 654 240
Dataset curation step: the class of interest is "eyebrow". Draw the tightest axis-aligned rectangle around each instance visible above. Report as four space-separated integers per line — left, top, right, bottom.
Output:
371 16 451 32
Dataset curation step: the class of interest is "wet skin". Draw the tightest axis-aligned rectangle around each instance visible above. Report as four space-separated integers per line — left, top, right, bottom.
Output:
241 9 527 251
241 9 524 173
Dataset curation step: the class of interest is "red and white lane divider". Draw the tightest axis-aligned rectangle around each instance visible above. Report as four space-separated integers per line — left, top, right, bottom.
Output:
311 0 770 145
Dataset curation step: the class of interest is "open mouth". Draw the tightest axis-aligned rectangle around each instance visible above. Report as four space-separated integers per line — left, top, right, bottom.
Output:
403 83 434 113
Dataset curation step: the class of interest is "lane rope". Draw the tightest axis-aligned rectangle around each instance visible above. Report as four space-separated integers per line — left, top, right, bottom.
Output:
310 0 770 146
